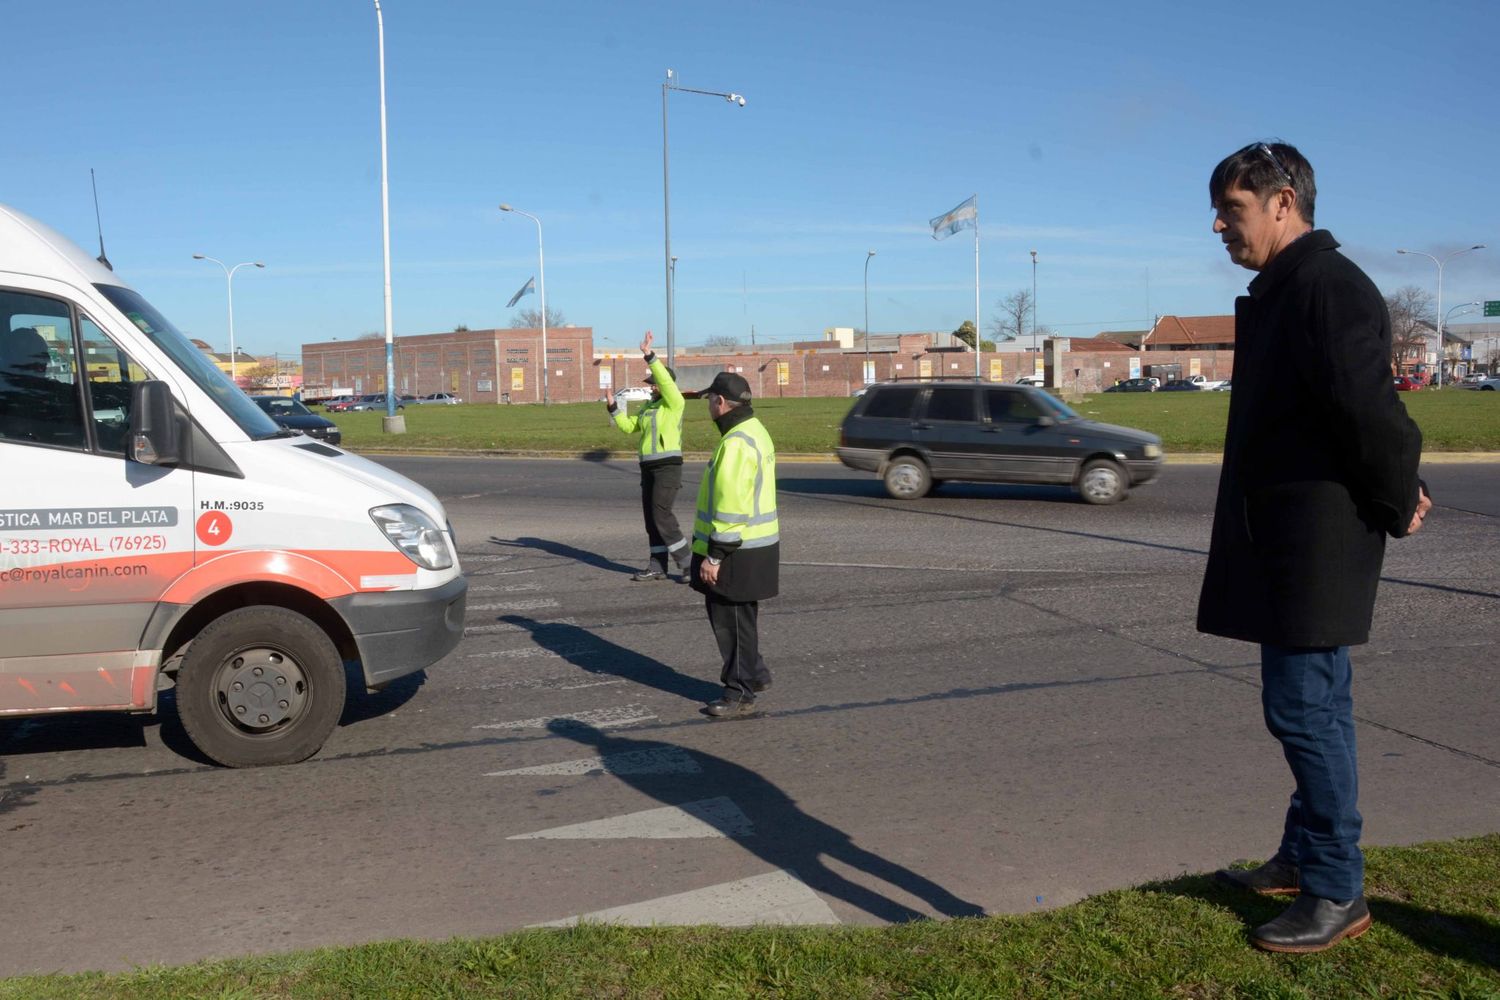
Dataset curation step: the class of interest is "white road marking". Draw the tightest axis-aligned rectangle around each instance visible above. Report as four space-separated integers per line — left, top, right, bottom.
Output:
465 617 577 636
786 560 1151 574
486 747 701 777
459 554 516 563
465 597 558 613
473 704 656 731
508 796 751 840
466 585 544 603
463 643 593 661
531 870 840 927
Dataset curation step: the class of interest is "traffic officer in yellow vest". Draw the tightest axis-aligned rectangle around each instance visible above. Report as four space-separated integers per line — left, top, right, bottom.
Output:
606 331 690 581
690 371 778 717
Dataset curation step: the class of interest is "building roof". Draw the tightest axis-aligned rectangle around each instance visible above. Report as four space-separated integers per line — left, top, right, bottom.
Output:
1146 315 1235 347
1068 338 1135 353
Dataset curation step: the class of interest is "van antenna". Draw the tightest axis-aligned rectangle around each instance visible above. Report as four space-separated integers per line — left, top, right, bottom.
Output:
91 168 113 271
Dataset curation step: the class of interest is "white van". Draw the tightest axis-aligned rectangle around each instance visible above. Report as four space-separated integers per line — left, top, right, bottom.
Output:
0 204 466 766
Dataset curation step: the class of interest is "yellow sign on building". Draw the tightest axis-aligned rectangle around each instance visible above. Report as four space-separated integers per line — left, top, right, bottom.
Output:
776 362 790 386
919 357 933 380
988 358 1004 382
511 367 525 391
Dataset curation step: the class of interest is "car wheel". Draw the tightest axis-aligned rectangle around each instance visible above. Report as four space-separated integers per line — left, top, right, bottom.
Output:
883 455 932 500
1482 385 1495 391
175 606 346 767
1078 458 1127 505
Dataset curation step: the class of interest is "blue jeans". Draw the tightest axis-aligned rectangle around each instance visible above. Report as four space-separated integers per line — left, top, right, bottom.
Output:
1261 644 1363 901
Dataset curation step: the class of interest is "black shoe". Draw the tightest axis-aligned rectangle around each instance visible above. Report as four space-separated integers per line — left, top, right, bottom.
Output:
703 698 757 718
1251 894 1371 954
631 567 667 581
1214 856 1300 896
673 565 691 583
749 677 773 693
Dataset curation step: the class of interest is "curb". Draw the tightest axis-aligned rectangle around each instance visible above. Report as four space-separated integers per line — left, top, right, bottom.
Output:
342 448 1500 465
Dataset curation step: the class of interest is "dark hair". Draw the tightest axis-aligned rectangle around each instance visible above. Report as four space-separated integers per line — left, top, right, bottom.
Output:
1209 140 1316 226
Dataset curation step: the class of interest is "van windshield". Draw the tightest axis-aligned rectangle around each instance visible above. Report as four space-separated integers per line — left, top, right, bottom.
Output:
94 284 282 439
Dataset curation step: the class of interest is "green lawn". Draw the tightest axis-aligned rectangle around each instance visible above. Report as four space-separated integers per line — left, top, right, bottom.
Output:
332 390 1500 455
6 834 1496 998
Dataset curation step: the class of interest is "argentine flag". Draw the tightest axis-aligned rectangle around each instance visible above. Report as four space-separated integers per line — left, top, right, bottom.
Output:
506 276 536 308
930 195 977 241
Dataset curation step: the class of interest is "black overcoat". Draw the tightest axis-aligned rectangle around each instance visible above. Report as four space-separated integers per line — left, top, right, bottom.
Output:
1197 230 1422 647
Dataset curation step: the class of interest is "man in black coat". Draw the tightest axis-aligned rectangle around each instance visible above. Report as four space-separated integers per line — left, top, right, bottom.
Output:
1198 141 1431 954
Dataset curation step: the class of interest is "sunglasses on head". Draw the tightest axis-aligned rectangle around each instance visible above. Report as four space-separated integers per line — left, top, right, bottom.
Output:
1256 142 1294 188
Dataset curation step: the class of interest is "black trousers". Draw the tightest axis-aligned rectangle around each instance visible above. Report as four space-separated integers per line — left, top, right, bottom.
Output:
706 594 772 701
639 462 688 570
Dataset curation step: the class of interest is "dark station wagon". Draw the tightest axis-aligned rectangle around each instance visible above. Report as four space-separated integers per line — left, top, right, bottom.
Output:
837 381 1164 504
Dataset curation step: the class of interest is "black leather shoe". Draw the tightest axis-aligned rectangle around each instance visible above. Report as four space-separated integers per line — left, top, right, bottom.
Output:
704 698 757 718
1214 856 1300 896
1251 894 1371 954
631 567 667 581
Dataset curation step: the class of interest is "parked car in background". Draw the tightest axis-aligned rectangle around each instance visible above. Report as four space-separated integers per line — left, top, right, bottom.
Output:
347 393 413 411
1015 375 1045 387
1184 374 1229 390
1475 375 1500 391
1210 379 1233 392
1159 379 1204 392
414 392 462 405
322 394 355 411
1393 375 1423 392
837 381 1163 504
250 395 343 446
613 386 654 403
1103 377 1158 393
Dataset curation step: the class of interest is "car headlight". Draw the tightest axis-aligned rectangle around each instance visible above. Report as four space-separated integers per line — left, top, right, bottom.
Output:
370 504 454 570
1143 443 1163 459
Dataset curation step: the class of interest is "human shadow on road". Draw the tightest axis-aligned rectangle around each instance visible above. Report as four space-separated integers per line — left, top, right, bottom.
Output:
488 535 638 575
1138 871 1500 970
503 616 720 705
545 718 987 923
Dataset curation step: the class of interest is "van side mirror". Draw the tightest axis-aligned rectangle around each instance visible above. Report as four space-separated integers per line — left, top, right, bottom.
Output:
128 380 182 465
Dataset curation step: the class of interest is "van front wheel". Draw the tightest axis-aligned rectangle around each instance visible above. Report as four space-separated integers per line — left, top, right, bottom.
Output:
176 606 346 768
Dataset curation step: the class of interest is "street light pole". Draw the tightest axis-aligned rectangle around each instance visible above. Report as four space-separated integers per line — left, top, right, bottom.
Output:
1030 249 1038 372
1397 244 1486 387
500 204 549 404
373 0 401 430
192 254 264 383
863 250 876 385
662 68 745 369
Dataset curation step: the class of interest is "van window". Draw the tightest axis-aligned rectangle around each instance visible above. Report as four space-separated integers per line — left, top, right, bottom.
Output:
0 290 87 449
79 314 156 454
94 284 280 439
862 385 920 419
924 385 975 422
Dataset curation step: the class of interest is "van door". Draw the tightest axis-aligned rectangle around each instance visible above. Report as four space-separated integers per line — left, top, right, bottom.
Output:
0 291 195 714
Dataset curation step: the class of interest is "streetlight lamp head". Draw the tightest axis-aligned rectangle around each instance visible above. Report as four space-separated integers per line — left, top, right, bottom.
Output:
499 204 513 212
1473 244 1488 251
192 253 206 260
1396 249 1411 255
867 249 876 257
728 94 746 106
253 262 265 269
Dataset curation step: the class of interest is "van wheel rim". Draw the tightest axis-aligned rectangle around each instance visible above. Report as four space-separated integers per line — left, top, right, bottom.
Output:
1083 467 1121 500
212 648 310 732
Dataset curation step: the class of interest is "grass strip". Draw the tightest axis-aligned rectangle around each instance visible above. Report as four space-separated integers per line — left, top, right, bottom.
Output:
6 834 1497 998
330 391 1500 456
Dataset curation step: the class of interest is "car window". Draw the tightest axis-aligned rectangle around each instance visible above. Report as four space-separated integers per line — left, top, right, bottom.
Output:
924 385 975 422
862 385 920 419
78 313 157 455
986 388 1046 423
0 290 87 449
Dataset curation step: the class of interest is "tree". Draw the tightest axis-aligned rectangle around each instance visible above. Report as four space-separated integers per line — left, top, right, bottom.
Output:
357 331 384 340
239 363 278 389
453 324 470 333
989 289 1034 343
1385 285 1434 372
512 306 567 329
951 320 994 352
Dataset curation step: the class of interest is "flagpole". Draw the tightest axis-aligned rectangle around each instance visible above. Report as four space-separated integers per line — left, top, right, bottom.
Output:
973 194 981 380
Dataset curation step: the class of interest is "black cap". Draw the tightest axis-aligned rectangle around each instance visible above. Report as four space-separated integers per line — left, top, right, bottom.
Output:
643 365 677 385
703 371 752 403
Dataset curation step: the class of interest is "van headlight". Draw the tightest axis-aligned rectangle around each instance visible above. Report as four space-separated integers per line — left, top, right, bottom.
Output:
1143 443 1163 459
370 504 454 570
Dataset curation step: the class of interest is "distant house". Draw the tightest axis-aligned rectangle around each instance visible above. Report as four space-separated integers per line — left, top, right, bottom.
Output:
1141 315 1235 351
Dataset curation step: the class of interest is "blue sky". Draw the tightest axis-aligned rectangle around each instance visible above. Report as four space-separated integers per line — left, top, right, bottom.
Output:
6 0 1496 357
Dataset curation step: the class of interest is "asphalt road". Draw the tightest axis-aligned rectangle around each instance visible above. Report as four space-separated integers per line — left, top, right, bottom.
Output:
2 458 1497 976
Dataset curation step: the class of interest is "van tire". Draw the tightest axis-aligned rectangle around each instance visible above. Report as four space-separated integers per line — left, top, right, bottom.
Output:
1078 458 1127 505
883 455 932 500
176 606 346 768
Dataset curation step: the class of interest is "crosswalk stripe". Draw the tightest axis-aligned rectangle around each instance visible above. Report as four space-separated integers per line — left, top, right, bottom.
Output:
486 747 700 777
465 617 578 636
465 597 558 613
530 870 841 927
507 797 751 840
473 705 655 731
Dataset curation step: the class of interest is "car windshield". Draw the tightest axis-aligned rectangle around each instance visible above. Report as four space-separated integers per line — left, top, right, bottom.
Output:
254 396 314 417
95 284 283 440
